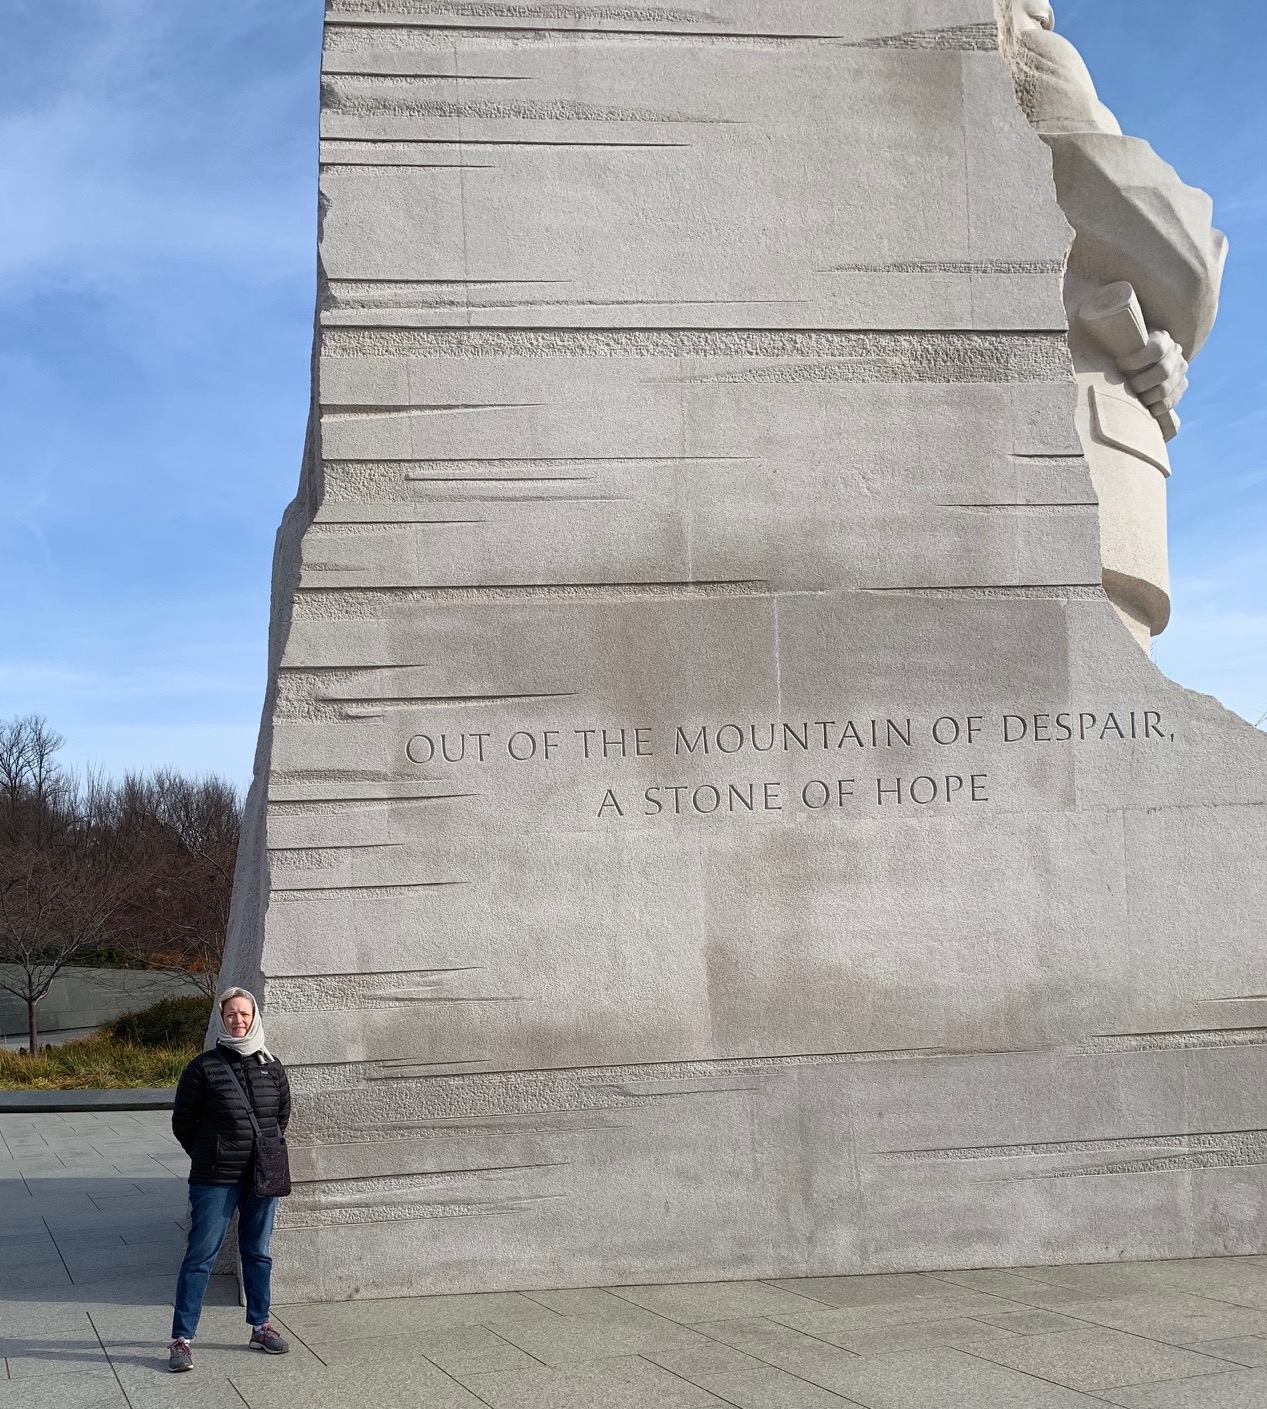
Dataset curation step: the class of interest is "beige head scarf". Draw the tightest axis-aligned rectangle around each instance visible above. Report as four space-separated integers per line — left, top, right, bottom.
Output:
213 987 275 1063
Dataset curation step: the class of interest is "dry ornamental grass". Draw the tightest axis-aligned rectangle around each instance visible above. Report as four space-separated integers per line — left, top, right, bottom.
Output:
0 1032 198 1089
0 995 209 1089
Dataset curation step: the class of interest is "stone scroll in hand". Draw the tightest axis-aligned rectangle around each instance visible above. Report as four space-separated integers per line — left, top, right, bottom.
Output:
1079 283 1185 441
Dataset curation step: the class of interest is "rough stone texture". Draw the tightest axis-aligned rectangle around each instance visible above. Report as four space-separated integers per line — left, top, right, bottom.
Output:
220 0 1267 1301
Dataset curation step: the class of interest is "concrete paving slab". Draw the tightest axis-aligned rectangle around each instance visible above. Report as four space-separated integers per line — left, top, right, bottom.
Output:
815 1315 1021 1357
966 1326 1238 1392
311 1323 540 1376
766 1291 1028 1341
112 1364 257 1409
490 1308 711 1367
232 1357 491 1409
1188 1336 1267 1368
693 1318 864 1384
790 1345 1117 1408
272 1290 554 1343
611 1281 835 1324
1045 1292 1267 1346
1096 1367 1267 1408
697 1366 864 1409
0 1331 109 1378
641 1341 771 1379
769 1274 954 1308
976 1308 1104 1336
0 1368 126 1409
455 1355 733 1409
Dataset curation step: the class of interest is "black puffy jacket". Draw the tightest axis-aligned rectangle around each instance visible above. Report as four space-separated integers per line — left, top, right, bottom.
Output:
171 1044 291 1186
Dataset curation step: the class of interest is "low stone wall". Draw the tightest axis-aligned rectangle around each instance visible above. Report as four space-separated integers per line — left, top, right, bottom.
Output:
0 965 196 1040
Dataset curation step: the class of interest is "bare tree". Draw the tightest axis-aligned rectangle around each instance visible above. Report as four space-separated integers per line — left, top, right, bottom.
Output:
0 716 243 1035
102 771 242 998
0 847 132 1052
0 714 71 847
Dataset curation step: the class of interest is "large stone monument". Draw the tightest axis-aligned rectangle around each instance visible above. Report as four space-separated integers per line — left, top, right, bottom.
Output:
221 0 1267 1301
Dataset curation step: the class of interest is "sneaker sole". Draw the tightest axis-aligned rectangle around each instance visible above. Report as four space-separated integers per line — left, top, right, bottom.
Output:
168 1363 193 1372
252 1342 288 1354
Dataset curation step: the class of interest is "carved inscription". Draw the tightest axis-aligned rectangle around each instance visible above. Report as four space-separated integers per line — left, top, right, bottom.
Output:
403 709 1176 820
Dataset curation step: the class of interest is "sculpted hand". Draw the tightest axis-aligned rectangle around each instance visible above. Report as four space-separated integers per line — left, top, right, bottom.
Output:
1117 329 1189 416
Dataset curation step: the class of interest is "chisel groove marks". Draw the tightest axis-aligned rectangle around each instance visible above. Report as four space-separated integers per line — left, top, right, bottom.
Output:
321 85 733 124
325 277 571 309
852 23 1000 50
321 160 498 169
268 970 503 1013
323 456 752 501
269 794 476 817
321 401 541 419
268 842 407 872
271 880 469 901
292 580 770 618
826 259 1066 275
287 1044 998 1100
863 584 1105 600
329 293 806 312
278 1163 568 1230
322 68 536 80
276 668 574 722
270 767 432 784
881 1129 1267 1179
1071 1026 1267 1054
320 136 690 149
321 326 1074 383
327 1 717 21
325 21 847 47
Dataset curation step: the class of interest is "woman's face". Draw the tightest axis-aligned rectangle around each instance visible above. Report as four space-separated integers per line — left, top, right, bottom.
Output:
222 996 254 1038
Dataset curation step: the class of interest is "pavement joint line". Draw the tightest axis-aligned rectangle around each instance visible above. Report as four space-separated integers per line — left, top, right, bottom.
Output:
512 1289 571 1318
755 1276 859 1308
633 1349 747 1407
268 1313 327 1365
227 1377 252 1407
86 1309 136 1409
681 1321 874 1402
977 1286 1267 1347
41 1212 76 1285
433 1352 500 1406
951 1335 1236 1403
482 1320 552 1368
952 1341 1122 1404
602 1283 738 1330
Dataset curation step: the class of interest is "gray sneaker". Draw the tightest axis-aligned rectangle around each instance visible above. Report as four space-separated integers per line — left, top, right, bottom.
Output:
168 1338 193 1372
249 1323 289 1355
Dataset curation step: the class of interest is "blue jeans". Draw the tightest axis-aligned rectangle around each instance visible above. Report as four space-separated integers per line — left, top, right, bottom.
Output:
171 1182 278 1341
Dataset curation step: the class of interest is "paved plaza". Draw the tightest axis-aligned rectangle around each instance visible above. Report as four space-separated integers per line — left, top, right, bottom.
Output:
3 1113 1267 1408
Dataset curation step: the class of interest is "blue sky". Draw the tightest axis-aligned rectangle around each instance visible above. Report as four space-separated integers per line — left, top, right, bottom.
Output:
0 1 1263 786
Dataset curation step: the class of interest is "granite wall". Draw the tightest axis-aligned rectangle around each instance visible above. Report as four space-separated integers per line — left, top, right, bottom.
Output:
220 0 1267 1300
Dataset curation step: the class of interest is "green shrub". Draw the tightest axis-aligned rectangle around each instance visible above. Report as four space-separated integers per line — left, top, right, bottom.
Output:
110 994 212 1048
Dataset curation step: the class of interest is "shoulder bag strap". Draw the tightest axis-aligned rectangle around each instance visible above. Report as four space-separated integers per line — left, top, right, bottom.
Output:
215 1051 264 1140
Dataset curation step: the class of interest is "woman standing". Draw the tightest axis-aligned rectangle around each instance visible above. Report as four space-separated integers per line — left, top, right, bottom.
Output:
167 987 292 1372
